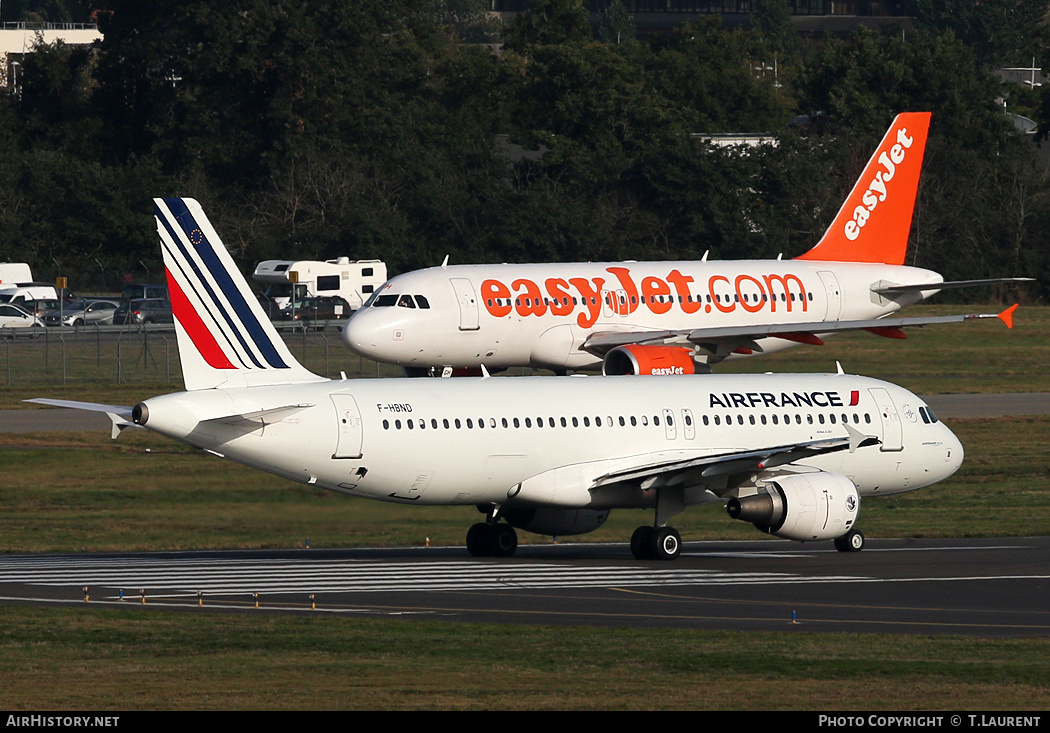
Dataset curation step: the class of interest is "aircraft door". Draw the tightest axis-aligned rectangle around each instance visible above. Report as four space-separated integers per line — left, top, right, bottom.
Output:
817 270 842 321
662 409 677 440
868 387 903 452
331 394 364 459
681 408 696 440
450 278 480 331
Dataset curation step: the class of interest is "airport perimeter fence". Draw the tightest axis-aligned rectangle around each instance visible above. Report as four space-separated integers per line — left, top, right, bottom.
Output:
0 322 397 387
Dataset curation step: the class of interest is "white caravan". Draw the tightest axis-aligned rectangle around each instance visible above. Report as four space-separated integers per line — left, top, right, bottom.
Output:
31 198 964 560
253 257 387 310
343 113 1024 376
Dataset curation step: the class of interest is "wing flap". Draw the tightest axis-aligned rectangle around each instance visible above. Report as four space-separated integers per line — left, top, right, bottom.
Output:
591 429 879 494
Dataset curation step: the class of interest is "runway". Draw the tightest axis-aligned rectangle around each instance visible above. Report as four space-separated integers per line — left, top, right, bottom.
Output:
1 537 1047 636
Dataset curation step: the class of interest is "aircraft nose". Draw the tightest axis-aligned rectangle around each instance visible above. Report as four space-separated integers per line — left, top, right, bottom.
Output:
945 427 965 476
342 311 381 356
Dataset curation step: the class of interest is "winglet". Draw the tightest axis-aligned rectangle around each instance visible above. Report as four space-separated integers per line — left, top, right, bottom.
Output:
998 303 1019 329
796 112 931 265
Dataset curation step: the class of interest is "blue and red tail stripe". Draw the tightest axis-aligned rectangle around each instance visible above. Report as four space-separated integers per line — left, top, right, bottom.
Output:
156 198 290 371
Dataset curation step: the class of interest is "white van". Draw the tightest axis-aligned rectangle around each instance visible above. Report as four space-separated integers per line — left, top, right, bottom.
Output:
252 258 387 310
0 283 59 307
0 263 32 286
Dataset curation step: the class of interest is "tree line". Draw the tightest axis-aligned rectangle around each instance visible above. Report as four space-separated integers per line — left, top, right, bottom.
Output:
1 0 1047 302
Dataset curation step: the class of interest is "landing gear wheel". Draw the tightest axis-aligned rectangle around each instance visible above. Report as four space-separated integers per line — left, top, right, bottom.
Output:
834 529 865 553
465 522 518 558
631 526 655 560
653 527 682 561
466 522 490 557
489 523 518 558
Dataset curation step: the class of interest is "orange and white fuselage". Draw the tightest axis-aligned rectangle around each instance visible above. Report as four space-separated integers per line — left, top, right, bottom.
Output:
343 259 942 371
343 113 1014 374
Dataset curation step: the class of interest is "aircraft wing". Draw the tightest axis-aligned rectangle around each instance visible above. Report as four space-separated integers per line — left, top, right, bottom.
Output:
582 305 1018 361
590 425 879 495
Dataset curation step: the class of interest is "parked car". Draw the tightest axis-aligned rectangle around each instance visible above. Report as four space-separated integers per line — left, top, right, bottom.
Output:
0 303 43 331
114 298 173 325
29 298 61 319
44 299 120 327
276 296 351 323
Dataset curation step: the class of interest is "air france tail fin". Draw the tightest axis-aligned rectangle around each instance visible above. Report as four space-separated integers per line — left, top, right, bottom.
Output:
155 198 326 391
796 112 931 266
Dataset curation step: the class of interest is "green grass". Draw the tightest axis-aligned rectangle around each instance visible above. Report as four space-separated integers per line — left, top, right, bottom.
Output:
1 607 1047 710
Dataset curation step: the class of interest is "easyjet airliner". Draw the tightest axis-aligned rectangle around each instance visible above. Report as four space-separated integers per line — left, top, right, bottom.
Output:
30 199 965 560
343 113 1024 376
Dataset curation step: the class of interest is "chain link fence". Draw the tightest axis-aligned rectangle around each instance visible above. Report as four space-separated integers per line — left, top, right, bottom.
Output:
0 322 395 386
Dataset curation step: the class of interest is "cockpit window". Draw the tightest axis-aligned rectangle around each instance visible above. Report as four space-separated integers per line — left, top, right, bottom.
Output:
919 406 939 424
415 295 430 309
397 294 416 308
372 294 398 307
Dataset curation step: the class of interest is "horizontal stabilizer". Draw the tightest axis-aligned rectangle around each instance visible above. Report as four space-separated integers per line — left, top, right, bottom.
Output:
24 398 138 439
872 277 1035 295
199 403 316 428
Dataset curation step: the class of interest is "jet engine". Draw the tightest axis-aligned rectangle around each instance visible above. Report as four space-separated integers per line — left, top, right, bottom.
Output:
725 472 859 542
602 344 696 376
502 507 610 536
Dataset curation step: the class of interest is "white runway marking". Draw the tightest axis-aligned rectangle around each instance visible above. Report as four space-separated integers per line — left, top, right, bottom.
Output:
0 555 866 594
0 551 1041 596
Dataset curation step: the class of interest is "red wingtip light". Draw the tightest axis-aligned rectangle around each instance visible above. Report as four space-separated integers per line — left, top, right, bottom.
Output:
998 303 1019 329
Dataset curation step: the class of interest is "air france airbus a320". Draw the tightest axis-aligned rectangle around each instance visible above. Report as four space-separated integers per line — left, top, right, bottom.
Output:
31 199 964 560
343 112 1023 376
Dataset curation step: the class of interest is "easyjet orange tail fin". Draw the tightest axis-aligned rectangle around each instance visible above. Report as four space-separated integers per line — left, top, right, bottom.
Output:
796 112 931 266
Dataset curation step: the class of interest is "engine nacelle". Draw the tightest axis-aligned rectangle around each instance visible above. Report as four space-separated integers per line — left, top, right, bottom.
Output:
502 507 610 537
726 472 860 542
602 344 695 376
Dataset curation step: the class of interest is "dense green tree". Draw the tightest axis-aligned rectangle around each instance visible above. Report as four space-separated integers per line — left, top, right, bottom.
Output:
597 0 636 45
502 0 592 51
909 0 1050 67
0 1 1044 300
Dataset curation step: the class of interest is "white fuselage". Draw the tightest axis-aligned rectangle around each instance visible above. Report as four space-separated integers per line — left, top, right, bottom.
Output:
342 260 944 370
139 372 961 510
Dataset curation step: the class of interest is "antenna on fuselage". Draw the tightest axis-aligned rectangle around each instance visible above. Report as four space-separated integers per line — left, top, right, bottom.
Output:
440 255 449 269
701 251 709 262
835 361 845 375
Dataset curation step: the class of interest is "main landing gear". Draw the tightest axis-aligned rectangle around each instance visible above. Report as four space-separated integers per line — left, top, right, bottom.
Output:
630 525 681 561
466 518 518 557
834 528 865 552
